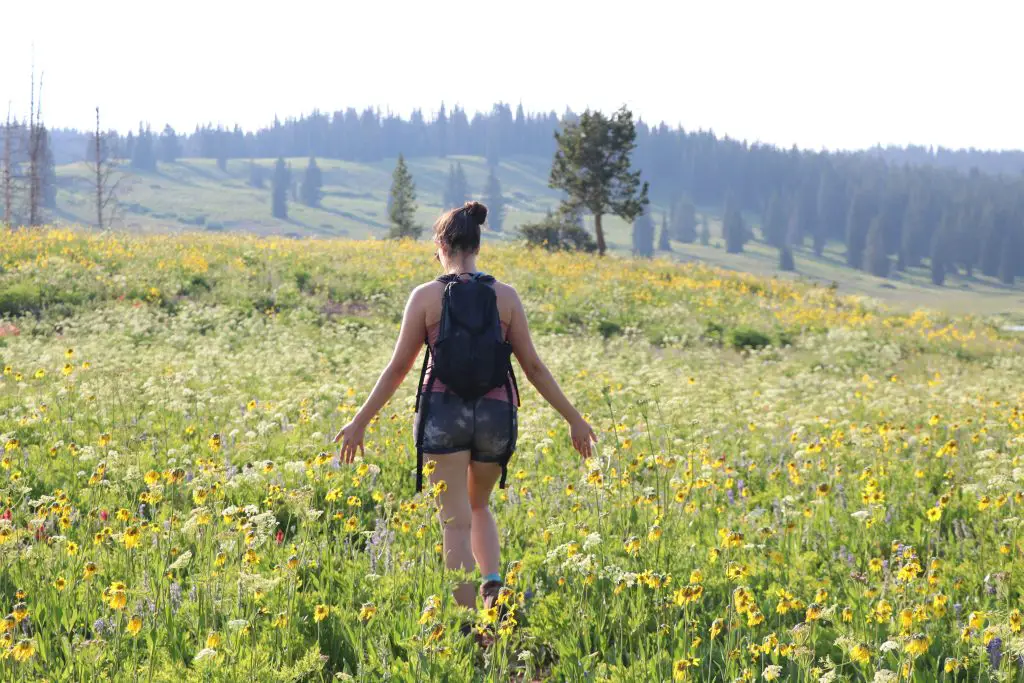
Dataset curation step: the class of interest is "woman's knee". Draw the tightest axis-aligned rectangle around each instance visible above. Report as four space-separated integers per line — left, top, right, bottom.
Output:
469 499 492 514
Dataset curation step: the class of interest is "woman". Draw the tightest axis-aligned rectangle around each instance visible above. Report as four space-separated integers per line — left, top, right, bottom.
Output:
334 200 595 614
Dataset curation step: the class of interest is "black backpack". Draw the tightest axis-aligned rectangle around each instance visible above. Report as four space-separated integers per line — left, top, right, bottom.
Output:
414 273 519 492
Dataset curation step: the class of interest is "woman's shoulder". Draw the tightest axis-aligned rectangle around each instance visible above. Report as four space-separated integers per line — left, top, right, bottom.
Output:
491 280 521 316
491 279 519 298
412 279 444 294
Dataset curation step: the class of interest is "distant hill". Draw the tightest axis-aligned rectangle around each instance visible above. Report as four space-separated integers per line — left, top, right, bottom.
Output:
54 155 566 239
47 153 1024 317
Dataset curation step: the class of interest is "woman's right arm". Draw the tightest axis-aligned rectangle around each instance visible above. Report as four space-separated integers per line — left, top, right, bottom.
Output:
506 287 596 458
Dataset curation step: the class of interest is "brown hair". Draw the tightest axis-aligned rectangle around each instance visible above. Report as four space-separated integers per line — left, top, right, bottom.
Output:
433 201 487 255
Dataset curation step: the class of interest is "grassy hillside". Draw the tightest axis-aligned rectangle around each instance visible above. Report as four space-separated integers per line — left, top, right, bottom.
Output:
54 155 571 240
51 155 1024 316
2 229 1023 680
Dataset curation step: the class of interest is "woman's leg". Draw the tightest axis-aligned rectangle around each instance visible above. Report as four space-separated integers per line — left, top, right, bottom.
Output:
467 461 503 579
426 450 476 608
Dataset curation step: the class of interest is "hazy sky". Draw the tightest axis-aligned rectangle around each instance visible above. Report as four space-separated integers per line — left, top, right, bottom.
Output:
2 0 1020 151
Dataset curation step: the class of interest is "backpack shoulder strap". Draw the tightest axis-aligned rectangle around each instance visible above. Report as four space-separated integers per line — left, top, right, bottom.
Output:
414 340 430 413
414 339 436 494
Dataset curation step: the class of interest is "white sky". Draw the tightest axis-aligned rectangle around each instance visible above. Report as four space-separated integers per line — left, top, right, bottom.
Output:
1 0 1020 151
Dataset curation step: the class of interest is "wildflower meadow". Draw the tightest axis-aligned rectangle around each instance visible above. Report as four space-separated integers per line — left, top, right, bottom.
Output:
1 229 1023 682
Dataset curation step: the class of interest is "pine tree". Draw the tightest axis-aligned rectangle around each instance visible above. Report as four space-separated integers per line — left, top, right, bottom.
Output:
863 217 891 277
482 165 506 232
779 246 795 272
388 154 420 239
792 178 818 247
131 124 157 172
672 197 697 243
159 125 180 163
723 201 745 254
815 168 844 255
930 230 946 286
300 157 323 207
435 103 448 158
939 211 960 277
443 162 469 208
632 212 654 257
998 229 1017 285
845 191 873 269
549 106 649 256
979 206 1001 277
901 187 929 268
124 131 135 161
957 208 977 278
658 213 671 252
271 157 289 220
698 216 710 246
762 191 788 248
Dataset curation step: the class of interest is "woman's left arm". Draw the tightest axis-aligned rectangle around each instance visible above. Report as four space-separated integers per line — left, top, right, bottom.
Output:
334 286 428 462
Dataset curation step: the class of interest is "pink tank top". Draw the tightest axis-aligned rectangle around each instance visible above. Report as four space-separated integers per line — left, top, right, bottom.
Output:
422 321 518 403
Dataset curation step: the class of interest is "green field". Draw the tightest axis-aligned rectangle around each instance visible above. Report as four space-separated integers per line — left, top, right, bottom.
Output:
51 155 1024 317
2 230 1024 680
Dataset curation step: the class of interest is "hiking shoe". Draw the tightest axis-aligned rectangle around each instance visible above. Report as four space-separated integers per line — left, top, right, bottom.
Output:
480 580 504 611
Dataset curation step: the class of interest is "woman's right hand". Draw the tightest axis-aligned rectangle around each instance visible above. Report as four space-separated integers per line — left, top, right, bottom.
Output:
569 415 597 459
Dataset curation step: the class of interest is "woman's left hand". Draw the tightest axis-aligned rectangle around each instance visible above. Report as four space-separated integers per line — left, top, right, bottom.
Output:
334 419 366 463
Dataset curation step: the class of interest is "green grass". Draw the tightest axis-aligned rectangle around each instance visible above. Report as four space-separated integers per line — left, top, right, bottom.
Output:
52 155 1024 316
55 155 571 241
2 230 1024 680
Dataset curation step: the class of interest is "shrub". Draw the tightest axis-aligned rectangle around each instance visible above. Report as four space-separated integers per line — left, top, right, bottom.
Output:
702 320 726 345
598 320 622 339
727 326 772 351
519 209 597 253
0 282 42 317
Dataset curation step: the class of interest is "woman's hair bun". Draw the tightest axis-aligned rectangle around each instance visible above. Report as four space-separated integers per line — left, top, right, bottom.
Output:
464 201 488 227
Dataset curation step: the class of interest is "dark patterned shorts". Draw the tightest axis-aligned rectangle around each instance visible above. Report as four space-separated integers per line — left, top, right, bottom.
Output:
414 393 517 463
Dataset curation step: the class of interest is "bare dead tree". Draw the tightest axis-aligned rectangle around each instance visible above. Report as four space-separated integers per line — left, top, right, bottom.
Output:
90 107 122 230
27 65 44 226
2 108 12 228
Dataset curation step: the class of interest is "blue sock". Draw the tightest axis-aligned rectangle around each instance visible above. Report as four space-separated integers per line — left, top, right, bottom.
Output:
482 572 501 584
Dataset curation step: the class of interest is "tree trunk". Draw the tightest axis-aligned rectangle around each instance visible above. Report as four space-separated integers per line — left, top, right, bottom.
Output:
594 212 607 256
96 108 103 229
2 117 11 228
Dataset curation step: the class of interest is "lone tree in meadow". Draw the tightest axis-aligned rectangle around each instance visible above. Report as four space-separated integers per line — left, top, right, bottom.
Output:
863 217 891 277
762 191 788 248
549 106 649 256
698 216 710 246
658 213 671 252
300 157 323 208
723 200 746 254
443 161 469 209
632 212 654 258
779 245 795 272
671 197 697 243
482 165 506 232
388 154 421 239
271 157 289 220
